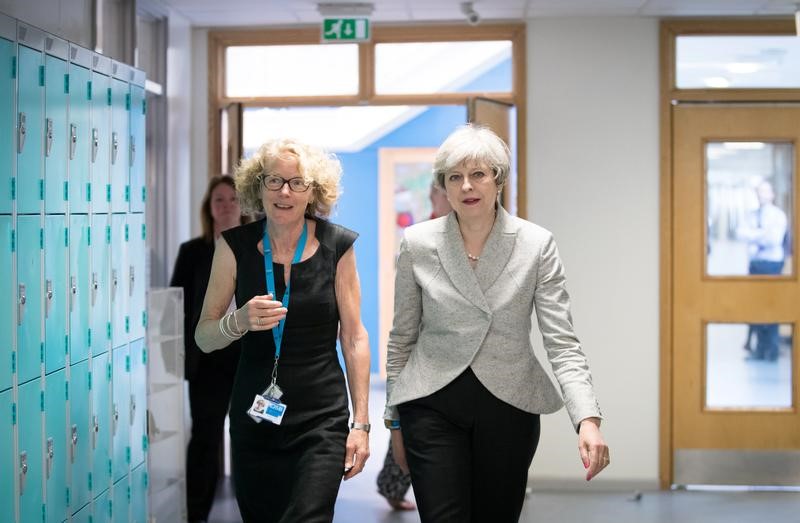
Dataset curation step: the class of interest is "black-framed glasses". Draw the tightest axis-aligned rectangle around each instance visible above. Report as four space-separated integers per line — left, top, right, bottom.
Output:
261 175 312 193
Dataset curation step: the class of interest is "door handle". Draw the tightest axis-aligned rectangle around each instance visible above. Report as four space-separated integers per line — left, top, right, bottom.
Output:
129 266 135 297
69 124 77 160
111 269 118 302
45 118 54 157
70 425 78 463
113 404 119 435
17 112 26 154
91 415 99 450
91 128 99 163
129 135 135 167
46 437 54 479
18 284 26 326
19 451 27 495
111 132 118 165
45 279 53 318
129 394 136 425
91 272 98 307
70 276 77 312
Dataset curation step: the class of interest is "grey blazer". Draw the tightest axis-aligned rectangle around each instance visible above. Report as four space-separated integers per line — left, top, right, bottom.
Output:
384 207 602 431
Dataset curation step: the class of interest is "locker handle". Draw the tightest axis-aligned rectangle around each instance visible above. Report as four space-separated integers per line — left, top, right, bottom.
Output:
91 273 98 307
45 279 53 318
129 266 135 297
113 404 119 435
19 451 27 496
46 118 54 157
17 112 26 154
91 128 99 163
92 415 99 450
129 135 135 167
70 425 78 463
18 284 26 326
46 437 54 479
112 269 118 302
69 124 77 160
129 395 135 425
111 131 119 165
70 276 77 312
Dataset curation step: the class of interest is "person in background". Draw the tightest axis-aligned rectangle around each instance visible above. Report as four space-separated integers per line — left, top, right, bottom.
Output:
170 175 249 523
376 182 452 511
194 138 371 522
385 125 609 522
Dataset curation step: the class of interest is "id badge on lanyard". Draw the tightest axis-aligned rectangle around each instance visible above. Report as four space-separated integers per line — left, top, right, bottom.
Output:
247 219 308 425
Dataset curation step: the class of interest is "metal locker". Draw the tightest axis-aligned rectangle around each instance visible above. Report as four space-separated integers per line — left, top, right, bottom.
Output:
69 359 90 514
90 213 109 356
91 352 111 499
68 45 92 215
110 63 129 214
112 474 129 523
17 377 43 523
69 214 89 364
44 368 67 523
0 15 15 214
127 213 145 341
45 214 68 374
0 388 14 523
89 55 110 215
0 216 12 392
130 463 147 523
129 338 145 468
43 36 68 214
111 345 130 483
16 24 44 215
17 215 43 385
95 487 111 523
110 214 127 349
128 77 145 213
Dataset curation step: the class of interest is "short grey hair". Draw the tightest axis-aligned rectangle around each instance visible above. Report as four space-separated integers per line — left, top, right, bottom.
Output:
433 124 511 189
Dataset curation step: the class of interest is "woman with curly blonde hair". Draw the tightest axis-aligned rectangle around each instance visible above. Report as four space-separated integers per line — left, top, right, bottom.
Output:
195 138 371 522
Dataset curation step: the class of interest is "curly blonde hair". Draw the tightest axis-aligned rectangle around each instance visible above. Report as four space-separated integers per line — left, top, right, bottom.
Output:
234 138 342 217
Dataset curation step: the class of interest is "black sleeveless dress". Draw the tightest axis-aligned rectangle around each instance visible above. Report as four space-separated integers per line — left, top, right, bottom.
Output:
222 217 357 523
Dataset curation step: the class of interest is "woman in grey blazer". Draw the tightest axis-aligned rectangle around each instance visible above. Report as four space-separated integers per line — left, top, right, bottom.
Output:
384 125 609 522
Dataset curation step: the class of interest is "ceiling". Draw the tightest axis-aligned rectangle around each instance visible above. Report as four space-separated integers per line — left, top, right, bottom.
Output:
154 0 800 28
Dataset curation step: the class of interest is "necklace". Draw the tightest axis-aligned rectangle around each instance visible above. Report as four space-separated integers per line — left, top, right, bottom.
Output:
467 253 480 262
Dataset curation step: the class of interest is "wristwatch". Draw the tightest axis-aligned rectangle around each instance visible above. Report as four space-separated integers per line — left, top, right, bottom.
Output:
384 419 401 430
349 421 371 433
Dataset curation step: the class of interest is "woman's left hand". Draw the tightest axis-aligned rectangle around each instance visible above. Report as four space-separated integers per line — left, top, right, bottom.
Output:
342 428 370 480
578 417 609 481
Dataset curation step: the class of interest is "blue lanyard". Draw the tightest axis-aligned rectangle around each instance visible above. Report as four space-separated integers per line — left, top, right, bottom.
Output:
263 219 308 359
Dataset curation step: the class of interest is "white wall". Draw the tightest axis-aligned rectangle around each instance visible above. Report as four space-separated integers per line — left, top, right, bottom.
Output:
189 27 209 239
526 17 660 486
0 0 93 47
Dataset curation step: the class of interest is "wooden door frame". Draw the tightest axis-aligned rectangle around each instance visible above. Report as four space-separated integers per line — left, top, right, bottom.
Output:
659 18 799 488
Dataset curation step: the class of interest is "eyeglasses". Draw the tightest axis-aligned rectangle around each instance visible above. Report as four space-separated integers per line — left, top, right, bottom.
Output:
261 175 312 193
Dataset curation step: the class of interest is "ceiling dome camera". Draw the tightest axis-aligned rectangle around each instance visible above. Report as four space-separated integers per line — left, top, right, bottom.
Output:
460 2 481 26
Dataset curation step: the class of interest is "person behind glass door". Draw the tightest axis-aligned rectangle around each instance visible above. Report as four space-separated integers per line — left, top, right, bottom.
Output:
384 124 609 523
170 175 248 523
194 138 371 522
738 179 788 362
376 182 452 511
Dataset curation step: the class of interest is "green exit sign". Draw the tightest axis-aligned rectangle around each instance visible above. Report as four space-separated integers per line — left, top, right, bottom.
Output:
322 18 370 42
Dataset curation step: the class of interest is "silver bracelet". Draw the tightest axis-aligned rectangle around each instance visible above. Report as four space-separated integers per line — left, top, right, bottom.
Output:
219 313 242 340
232 309 248 335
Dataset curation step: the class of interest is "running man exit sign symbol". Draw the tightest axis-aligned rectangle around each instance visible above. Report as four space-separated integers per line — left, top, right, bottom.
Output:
322 18 370 42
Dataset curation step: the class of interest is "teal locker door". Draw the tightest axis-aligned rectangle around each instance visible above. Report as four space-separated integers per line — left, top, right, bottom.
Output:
128 214 145 341
0 216 12 392
91 352 111 498
94 487 111 523
18 377 43 523
44 368 67 523
129 338 145 468
89 71 109 214
17 216 43 384
17 44 43 215
110 214 127 348
112 474 129 523
110 79 128 213
0 389 14 523
111 345 129 482
90 214 109 356
0 37 14 213
68 63 91 214
72 500 91 523
128 86 145 213
45 215 68 373
69 214 89 364
44 54 67 214
131 463 147 523
69 359 90 513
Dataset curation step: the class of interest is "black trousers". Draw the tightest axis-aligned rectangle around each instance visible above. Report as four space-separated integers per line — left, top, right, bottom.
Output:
186 354 238 521
397 368 541 523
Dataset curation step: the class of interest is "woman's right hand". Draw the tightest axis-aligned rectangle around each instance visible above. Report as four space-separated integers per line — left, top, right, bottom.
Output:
391 430 410 475
235 294 287 331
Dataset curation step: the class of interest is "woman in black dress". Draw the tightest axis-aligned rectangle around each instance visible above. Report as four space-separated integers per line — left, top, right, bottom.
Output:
195 138 371 522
